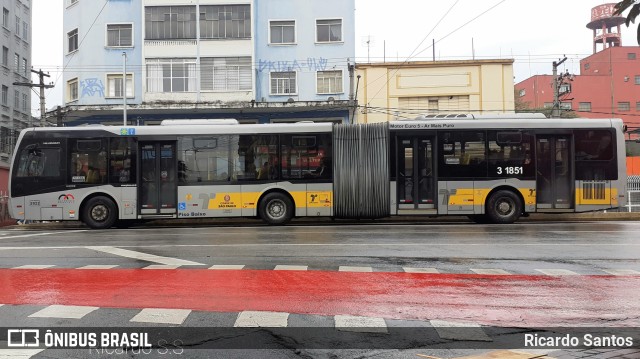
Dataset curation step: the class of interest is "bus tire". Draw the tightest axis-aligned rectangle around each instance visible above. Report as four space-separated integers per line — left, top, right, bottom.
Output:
259 192 293 225
486 190 522 224
83 196 118 229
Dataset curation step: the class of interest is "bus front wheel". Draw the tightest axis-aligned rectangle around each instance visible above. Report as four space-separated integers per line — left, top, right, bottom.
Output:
83 196 118 229
259 192 293 225
486 190 522 224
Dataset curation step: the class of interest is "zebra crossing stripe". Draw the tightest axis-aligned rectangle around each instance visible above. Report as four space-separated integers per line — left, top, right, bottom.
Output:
403 267 439 273
470 268 511 275
339 266 373 272
334 315 388 333
77 265 118 269
603 269 640 275
143 265 181 270
0 349 46 359
12 265 55 269
234 311 289 327
130 308 192 325
28 305 98 319
429 320 492 342
535 269 579 276
208 264 245 270
274 265 308 271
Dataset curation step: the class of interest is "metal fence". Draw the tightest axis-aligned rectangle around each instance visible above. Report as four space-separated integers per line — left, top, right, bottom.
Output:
626 176 640 212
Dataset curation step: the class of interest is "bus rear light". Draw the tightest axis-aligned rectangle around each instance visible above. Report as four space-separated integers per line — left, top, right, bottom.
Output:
18 212 24 215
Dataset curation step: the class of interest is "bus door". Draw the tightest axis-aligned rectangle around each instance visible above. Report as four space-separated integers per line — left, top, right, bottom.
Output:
139 142 177 216
536 135 573 209
397 137 436 210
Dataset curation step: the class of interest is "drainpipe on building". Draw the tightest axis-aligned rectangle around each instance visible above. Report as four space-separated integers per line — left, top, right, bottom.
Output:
348 62 356 124
122 52 127 126
196 0 201 104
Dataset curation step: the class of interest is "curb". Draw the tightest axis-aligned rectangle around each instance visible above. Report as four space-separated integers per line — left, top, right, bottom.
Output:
4 212 640 230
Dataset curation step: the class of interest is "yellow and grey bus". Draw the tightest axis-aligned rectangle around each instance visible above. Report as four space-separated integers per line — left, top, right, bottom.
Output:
9 114 627 228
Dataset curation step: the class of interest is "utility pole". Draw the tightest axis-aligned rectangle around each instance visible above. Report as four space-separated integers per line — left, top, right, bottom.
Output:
551 57 567 118
14 69 54 127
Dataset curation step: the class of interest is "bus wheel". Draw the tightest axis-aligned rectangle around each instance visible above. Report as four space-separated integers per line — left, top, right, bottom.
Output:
259 193 293 225
83 196 118 229
486 190 522 224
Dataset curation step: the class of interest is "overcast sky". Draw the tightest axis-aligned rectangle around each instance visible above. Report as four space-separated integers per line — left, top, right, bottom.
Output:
31 0 636 117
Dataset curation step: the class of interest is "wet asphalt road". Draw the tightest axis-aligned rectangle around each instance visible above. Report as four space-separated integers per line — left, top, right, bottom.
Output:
0 221 639 359
0 221 639 272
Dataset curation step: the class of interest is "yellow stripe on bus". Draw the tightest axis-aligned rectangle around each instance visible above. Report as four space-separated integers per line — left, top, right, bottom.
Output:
198 191 333 210
449 187 537 207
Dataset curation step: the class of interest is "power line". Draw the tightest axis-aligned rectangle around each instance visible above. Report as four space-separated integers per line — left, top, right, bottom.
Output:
51 0 110 89
365 0 460 102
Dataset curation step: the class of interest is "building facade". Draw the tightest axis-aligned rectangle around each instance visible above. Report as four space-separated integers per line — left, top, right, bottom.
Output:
516 3 640 138
356 60 516 123
516 46 640 136
0 0 31 159
61 0 355 125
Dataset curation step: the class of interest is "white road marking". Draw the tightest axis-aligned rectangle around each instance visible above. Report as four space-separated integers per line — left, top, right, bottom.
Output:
87 246 204 266
12 265 55 269
143 265 181 270
130 308 191 325
209 265 245 270
77 265 119 269
274 265 308 271
29 305 98 319
470 268 512 275
602 269 640 275
403 267 439 274
334 315 388 333
2 242 640 251
430 320 492 342
535 269 579 276
339 266 373 272
0 230 88 240
234 311 289 327
0 232 54 240
0 349 46 358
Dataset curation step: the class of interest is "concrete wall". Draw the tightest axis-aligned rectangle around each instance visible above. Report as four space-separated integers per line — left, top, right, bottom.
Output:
356 60 516 123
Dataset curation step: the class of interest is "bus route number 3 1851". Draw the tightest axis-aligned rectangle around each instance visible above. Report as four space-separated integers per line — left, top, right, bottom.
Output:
497 167 524 175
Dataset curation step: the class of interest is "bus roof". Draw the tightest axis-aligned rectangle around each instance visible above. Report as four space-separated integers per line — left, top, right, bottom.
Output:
389 117 623 131
22 122 334 136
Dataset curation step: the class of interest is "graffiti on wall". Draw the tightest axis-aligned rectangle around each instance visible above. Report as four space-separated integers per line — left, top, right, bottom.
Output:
258 57 329 72
81 78 105 98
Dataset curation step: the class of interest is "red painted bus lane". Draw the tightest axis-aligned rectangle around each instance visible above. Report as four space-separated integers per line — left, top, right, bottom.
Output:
1 269 638 327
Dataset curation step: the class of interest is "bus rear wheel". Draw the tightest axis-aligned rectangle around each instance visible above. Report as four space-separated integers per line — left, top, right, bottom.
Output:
259 192 293 225
83 196 118 229
486 190 522 224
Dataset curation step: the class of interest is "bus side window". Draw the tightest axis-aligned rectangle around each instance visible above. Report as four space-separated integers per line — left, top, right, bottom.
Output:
109 138 136 185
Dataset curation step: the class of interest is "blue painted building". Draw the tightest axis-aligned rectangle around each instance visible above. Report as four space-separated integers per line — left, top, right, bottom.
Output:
63 0 142 109
254 0 355 105
61 0 355 125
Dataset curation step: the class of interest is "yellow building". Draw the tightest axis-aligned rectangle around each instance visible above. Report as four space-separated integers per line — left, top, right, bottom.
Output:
356 59 516 123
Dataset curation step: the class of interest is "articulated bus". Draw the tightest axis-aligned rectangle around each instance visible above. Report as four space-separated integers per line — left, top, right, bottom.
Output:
9 114 627 229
